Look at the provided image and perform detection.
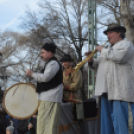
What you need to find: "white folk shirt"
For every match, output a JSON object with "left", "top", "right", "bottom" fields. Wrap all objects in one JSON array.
[
  {"left": 32, "top": 60, "right": 63, "bottom": 103},
  {"left": 90, "top": 39, "right": 134, "bottom": 102}
]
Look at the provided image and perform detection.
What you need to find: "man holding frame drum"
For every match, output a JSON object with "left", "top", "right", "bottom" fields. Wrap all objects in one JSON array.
[{"left": 26, "top": 43, "right": 63, "bottom": 134}]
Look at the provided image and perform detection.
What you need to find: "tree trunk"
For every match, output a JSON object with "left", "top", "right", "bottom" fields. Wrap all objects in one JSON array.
[{"left": 120, "top": 0, "right": 134, "bottom": 44}]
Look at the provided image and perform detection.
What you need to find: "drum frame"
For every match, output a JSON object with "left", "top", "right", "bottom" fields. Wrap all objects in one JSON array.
[{"left": 3, "top": 82, "right": 39, "bottom": 120}]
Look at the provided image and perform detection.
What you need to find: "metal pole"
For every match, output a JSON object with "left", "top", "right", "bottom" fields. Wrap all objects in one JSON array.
[
  {"left": 91, "top": 0, "right": 95, "bottom": 97},
  {"left": 88, "top": 0, "right": 97, "bottom": 98},
  {"left": 88, "top": 0, "right": 92, "bottom": 98}
]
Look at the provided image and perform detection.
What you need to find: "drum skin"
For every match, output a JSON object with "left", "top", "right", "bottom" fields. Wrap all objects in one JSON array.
[{"left": 3, "top": 83, "right": 38, "bottom": 120}]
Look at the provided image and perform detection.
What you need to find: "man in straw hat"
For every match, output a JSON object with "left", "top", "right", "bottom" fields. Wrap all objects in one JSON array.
[
  {"left": 60, "top": 54, "right": 82, "bottom": 103},
  {"left": 60, "top": 54, "right": 84, "bottom": 120},
  {"left": 86, "top": 23, "right": 134, "bottom": 134},
  {"left": 26, "top": 42, "right": 63, "bottom": 134}
]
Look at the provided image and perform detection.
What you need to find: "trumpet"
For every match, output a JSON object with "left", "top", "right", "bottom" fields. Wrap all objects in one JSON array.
[{"left": 74, "top": 41, "right": 108, "bottom": 71}]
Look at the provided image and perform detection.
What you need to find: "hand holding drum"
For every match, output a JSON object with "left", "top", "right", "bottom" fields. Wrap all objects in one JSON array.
[{"left": 26, "top": 69, "right": 33, "bottom": 77}]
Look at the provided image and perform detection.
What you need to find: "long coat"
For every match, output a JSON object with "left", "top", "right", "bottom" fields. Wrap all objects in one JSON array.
[
  {"left": 63, "top": 68, "right": 82, "bottom": 101},
  {"left": 91, "top": 39, "right": 134, "bottom": 102}
]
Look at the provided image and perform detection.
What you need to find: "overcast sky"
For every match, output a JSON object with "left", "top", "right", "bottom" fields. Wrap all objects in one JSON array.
[{"left": 0, "top": 0, "right": 39, "bottom": 32}]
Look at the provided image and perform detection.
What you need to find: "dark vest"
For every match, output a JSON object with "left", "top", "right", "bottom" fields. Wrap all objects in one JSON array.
[{"left": 36, "top": 57, "right": 63, "bottom": 93}]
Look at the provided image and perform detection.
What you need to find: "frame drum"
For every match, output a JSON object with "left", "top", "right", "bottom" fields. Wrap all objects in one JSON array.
[{"left": 3, "top": 83, "right": 38, "bottom": 120}]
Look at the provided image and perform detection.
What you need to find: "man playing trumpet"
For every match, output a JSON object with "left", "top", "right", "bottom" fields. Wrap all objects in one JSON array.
[{"left": 86, "top": 23, "right": 134, "bottom": 134}]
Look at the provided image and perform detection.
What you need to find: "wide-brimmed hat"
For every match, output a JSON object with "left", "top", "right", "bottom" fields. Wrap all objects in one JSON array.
[
  {"left": 60, "top": 54, "right": 73, "bottom": 62},
  {"left": 103, "top": 23, "right": 126, "bottom": 35}
]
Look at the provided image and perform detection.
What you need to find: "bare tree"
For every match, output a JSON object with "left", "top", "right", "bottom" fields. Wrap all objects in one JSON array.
[
  {"left": 21, "top": 0, "right": 89, "bottom": 63},
  {"left": 97, "top": 0, "right": 134, "bottom": 43},
  {"left": 0, "top": 30, "right": 45, "bottom": 89}
]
